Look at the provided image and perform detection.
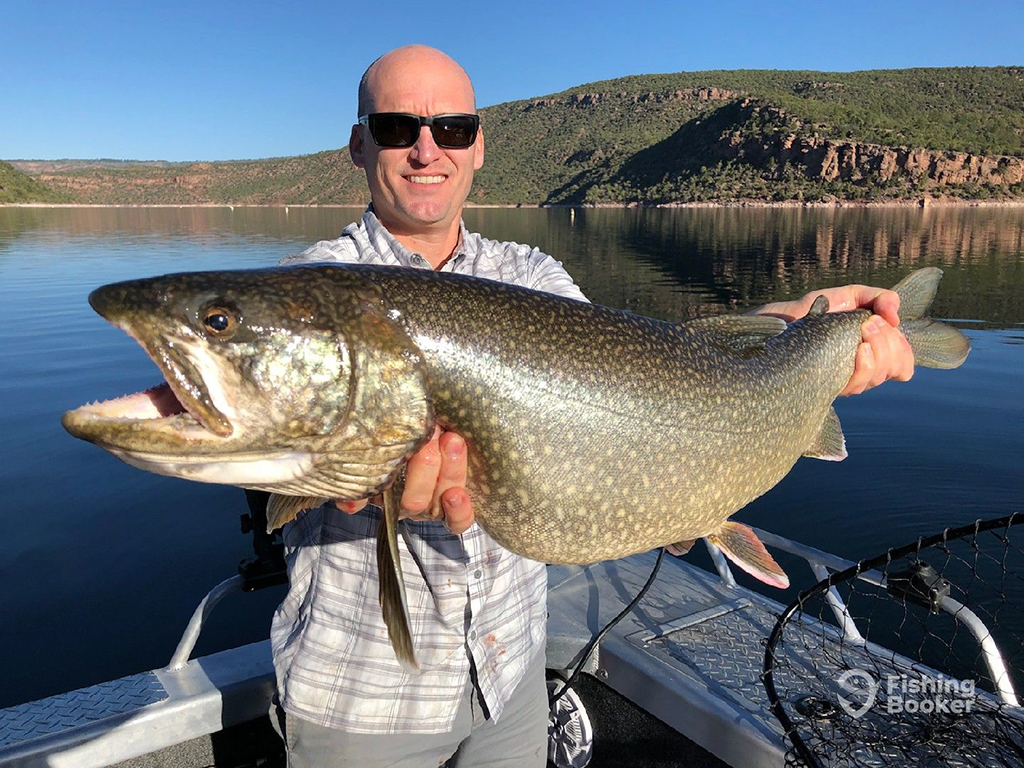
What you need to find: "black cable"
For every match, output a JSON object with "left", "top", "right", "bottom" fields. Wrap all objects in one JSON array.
[{"left": 550, "top": 547, "right": 666, "bottom": 704}]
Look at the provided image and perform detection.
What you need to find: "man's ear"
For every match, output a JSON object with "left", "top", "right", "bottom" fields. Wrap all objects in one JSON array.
[
  {"left": 349, "top": 124, "right": 365, "bottom": 168},
  {"left": 473, "top": 126, "right": 485, "bottom": 171}
]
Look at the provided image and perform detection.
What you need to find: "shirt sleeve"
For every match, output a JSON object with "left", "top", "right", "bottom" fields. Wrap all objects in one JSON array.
[
  {"left": 524, "top": 248, "right": 589, "bottom": 303},
  {"left": 278, "top": 238, "right": 362, "bottom": 266}
]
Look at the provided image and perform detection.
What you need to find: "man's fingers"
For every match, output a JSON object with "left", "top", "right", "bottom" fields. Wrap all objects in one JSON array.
[
  {"left": 840, "top": 314, "right": 915, "bottom": 396},
  {"left": 433, "top": 432, "right": 474, "bottom": 531},
  {"left": 441, "top": 487, "right": 474, "bottom": 535},
  {"left": 862, "top": 316, "right": 890, "bottom": 388},
  {"left": 867, "top": 315, "right": 915, "bottom": 384},
  {"left": 757, "top": 283, "right": 910, "bottom": 397},
  {"left": 883, "top": 322, "right": 914, "bottom": 382},
  {"left": 400, "top": 426, "right": 443, "bottom": 517},
  {"left": 433, "top": 432, "right": 467, "bottom": 500},
  {"left": 841, "top": 342, "right": 874, "bottom": 396},
  {"left": 869, "top": 290, "right": 901, "bottom": 328}
]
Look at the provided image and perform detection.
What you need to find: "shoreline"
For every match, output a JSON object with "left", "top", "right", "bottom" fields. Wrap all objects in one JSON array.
[{"left": 3, "top": 198, "right": 1024, "bottom": 210}]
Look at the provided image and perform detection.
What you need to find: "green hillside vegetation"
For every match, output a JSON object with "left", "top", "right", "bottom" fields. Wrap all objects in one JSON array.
[
  {"left": 473, "top": 67, "right": 1024, "bottom": 204},
  {"left": 582, "top": 67, "right": 1024, "bottom": 156},
  {"left": 11, "top": 67, "right": 1024, "bottom": 205},
  {"left": 0, "top": 161, "right": 74, "bottom": 203}
]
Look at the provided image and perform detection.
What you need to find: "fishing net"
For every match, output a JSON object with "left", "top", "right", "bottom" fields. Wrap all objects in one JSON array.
[{"left": 763, "top": 513, "right": 1024, "bottom": 767}]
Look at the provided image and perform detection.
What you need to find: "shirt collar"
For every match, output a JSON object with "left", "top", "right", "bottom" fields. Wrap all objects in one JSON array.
[{"left": 361, "top": 205, "right": 471, "bottom": 271}]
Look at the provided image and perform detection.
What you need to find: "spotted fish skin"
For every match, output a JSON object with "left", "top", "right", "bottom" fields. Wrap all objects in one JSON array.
[
  {"left": 64, "top": 264, "right": 967, "bottom": 565},
  {"left": 359, "top": 265, "right": 864, "bottom": 563}
]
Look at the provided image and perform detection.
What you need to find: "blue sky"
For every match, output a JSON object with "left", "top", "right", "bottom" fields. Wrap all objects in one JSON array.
[{"left": 3, "top": 0, "right": 1022, "bottom": 161}]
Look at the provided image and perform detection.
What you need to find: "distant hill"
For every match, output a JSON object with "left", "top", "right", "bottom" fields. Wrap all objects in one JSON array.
[
  {"left": 9, "top": 67, "right": 1024, "bottom": 205},
  {"left": 0, "top": 161, "right": 73, "bottom": 203}
]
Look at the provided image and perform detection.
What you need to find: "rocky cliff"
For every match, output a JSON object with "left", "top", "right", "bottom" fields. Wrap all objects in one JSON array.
[{"left": 719, "top": 101, "right": 1024, "bottom": 189}]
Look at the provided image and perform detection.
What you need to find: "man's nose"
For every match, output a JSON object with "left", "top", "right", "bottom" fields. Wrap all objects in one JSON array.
[{"left": 409, "top": 125, "right": 440, "bottom": 164}]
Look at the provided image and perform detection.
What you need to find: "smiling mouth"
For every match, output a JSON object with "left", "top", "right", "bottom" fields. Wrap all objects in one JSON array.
[{"left": 406, "top": 175, "right": 447, "bottom": 185}]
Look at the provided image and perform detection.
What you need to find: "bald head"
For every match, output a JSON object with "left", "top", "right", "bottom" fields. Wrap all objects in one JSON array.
[
  {"left": 349, "top": 45, "right": 484, "bottom": 261},
  {"left": 357, "top": 45, "right": 476, "bottom": 117}
]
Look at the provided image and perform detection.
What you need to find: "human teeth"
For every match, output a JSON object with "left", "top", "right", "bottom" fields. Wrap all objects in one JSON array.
[{"left": 408, "top": 175, "right": 445, "bottom": 184}]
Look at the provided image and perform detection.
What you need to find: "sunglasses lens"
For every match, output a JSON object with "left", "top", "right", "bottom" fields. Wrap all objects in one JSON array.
[
  {"left": 366, "top": 114, "right": 478, "bottom": 148},
  {"left": 432, "top": 116, "right": 478, "bottom": 148},
  {"left": 368, "top": 114, "right": 420, "bottom": 147}
]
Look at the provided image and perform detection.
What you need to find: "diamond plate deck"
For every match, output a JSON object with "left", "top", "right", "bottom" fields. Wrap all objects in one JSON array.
[
  {"left": 0, "top": 672, "right": 167, "bottom": 751},
  {"left": 640, "top": 597, "right": 783, "bottom": 722}
]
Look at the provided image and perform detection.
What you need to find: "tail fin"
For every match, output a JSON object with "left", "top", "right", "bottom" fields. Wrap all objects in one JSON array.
[{"left": 892, "top": 268, "right": 970, "bottom": 369}]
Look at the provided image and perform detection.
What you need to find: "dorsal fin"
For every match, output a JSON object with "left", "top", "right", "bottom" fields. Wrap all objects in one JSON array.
[
  {"left": 807, "top": 295, "right": 830, "bottom": 317},
  {"left": 686, "top": 314, "right": 787, "bottom": 352}
]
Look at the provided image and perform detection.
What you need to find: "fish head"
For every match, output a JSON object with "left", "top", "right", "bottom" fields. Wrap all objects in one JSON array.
[{"left": 62, "top": 266, "right": 434, "bottom": 495}]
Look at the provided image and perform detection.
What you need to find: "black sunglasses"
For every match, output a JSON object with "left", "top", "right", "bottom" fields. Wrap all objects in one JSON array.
[{"left": 358, "top": 113, "right": 480, "bottom": 149}]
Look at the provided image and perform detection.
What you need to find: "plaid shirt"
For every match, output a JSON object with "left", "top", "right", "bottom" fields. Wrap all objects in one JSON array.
[{"left": 271, "top": 209, "right": 587, "bottom": 733}]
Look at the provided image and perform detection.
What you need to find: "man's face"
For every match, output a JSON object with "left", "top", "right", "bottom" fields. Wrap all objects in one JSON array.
[{"left": 350, "top": 55, "right": 484, "bottom": 237}]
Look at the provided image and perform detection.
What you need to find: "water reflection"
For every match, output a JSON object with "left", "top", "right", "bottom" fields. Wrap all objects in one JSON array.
[
  {"left": 3, "top": 205, "right": 1022, "bottom": 328},
  {"left": 465, "top": 206, "right": 1024, "bottom": 326}
]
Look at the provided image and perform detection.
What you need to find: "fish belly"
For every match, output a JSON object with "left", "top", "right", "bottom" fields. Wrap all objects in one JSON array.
[{"left": 452, "top": 381, "right": 822, "bottom": 565}]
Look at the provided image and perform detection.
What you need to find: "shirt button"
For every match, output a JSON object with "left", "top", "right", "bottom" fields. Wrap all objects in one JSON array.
[
  {"left": 469, "top": 630, "right": 478, "bottom": 640},
  {"left": 473, "top": 570, "right": 482, "bottom": 579}
]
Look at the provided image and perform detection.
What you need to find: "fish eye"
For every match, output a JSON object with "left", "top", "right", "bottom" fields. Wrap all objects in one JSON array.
[{"left": 201, "top": 306, "right": 237, "bottom": 338}]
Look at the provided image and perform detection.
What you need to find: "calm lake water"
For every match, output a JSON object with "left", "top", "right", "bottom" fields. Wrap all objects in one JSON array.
[{"left": 1, "top": 205, "right": 1022, "bottom": 708}]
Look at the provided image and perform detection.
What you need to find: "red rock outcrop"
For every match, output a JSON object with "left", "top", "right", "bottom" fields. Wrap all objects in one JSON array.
[{"left": 718, "top": 102, "right": 1024, "bottom": 188}]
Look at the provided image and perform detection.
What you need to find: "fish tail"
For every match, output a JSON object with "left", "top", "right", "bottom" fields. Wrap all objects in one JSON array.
[
  {"left": 707, "top": 521, "right": 790, "bottom": 589},
  {"left": 892, "top": 268, "right": 970, "bottom": 369},
  {"left": 377, "top": 486, "right": 419, "bottom": 672}
]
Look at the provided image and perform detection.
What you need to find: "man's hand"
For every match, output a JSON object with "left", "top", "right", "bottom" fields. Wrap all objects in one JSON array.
[
  {"left": 334, "top": 426, "right": 476, "bottom": 534},
  {"left": 754, "top": 284, "right": 914, "bottom": 396}
]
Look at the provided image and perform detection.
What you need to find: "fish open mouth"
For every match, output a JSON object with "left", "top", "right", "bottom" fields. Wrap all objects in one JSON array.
[
  {"left": 64, "top": 380, "right": 222, "bottom": 437},
  {"left": 62, "top": 330, "right": 234, "bottom": 445}
]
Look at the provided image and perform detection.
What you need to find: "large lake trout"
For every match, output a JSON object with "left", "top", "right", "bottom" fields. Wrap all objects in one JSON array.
[{"left": 63, "top": 265, "right": 969, "bottom": 667}]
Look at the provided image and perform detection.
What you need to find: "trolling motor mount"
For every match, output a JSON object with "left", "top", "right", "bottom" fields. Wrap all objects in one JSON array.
[{"left": 238, "top": 490, "right": 287, "bottom": 592}]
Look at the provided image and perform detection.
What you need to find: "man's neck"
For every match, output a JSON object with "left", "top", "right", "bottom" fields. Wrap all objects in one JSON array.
[{"left": 382, "top": 216, "right": 462, "bottom": 270}]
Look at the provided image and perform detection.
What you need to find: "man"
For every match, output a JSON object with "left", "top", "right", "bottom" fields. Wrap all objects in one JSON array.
[{"left": 271, "top": 45, "right": 913, "bottom": 767}]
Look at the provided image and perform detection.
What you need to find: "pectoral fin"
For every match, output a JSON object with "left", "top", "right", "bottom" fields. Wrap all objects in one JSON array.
[
  {"left": 803, "top": 406, "right": 848, "bottom": 462},
  {"left": 266, "top": 493, "right": 328, "bottom": 532},
  {"left": 377, "top": 485, "right": 418, "bottom": 672},
  {"left": 707, "top": 521, "right": 789, "bottom": 589}
]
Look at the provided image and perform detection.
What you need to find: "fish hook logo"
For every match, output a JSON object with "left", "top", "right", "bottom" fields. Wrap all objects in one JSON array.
[{"left": 836, "top": 669, "right": 878, "bottom": 718}]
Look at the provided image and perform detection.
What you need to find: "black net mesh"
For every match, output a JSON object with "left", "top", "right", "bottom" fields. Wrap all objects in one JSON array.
[{"left": 763, "top": 513, "right": 1024, "bottom": 767}]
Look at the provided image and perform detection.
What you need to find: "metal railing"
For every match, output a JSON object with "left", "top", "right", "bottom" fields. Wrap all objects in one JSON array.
[{"left": 704, "top": 527, "right": 1020, "bottom": 708}]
